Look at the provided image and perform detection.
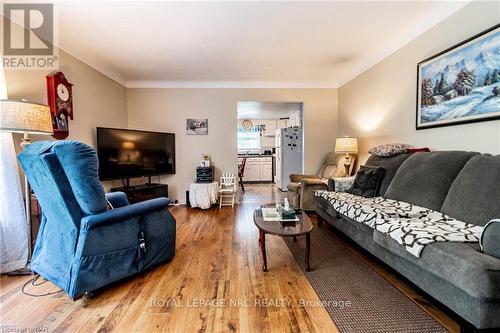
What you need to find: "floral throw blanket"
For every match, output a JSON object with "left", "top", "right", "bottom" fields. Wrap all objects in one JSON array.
[{"left": 314, "top": 191, "right": 483, "bottom": 257}]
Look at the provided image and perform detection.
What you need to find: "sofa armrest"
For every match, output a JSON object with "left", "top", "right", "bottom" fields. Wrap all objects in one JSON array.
[
  {"left": 289, "top": 174, "right": 320, "bottom": 182},
  {"left": 81, "top": 197, "right": 170, "bottom": 230},
  {"left": 302, "top": 178, "right": 327, "bottom": 186},
  {"left": 105, "top": 191, "right": 130, "bottom": 208},
  {"left": 481, "top": 219, "right": 500, "bottom": 259}
]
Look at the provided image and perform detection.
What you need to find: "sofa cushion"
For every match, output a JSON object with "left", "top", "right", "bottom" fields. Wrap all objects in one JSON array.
[
  {"left": 384, "top": 151, "right": 477, "bottom": 211},
  {"left": 373, "top": 230, "right": 500, "bottom": 299},
  {"left": 315, "top": 190, "right": 482, "bottom": 257},
  {"left": 365, "top": 153, "right": 411, "bottom": 196},
  {"left": 480, "top": 220, "right": 500, "bottom": 259},
  {"left": 441, "top": 154, "right": 500, "bottom": 226},
  {"left": 347, "top": 166, "right": 385, "bottom": 198}
]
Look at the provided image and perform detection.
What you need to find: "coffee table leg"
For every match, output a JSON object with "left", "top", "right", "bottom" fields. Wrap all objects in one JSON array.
[
  {"left": 260, "top": 230, "right": 268, "bottom": 272},
  {"left": 305, "top": 232, "right": 311, "bottom": 272}
]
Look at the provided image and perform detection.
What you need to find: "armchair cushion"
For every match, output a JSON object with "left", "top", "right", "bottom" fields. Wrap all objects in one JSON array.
[
  {"left": 52, "top": 141, "right": 107, "bottom": 215},
  {"left": 322, "top": 165, "right": 337, "bottom": 179},
  {"left": 106, "top": 192, "right": 130, "bottom": 208}
]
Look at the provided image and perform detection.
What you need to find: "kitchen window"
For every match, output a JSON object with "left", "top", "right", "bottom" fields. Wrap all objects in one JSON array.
[{"left": 237, "top": 127, "right": 260, "bottom": 153}]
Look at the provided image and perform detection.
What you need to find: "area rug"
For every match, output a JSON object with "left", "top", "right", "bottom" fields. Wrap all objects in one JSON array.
[{"left": 284, "top": 225, "right": 448, "bottom": 333}]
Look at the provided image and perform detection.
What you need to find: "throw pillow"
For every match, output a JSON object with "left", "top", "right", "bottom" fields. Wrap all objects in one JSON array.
[
  {"left": 368, "top": 143, "right": 414, "bottom": 157},
  {"left": 407, "top": 147, "right": 431, "bottom": 153},
  {"left": 347, "top": 166, "right": 385, "bottom": 198}
]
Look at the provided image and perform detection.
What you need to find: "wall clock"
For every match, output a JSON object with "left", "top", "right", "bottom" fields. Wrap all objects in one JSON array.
[
  {"left": 241, "top": 119, "right": 253, "bottom": 131},
  {"left": 46, "top": 71, "right": 73, "bottom": 139}
]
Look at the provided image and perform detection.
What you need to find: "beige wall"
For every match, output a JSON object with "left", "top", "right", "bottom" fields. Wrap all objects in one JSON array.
[
  {"left": 127, "top": 88, "right": 338, "bottom": 202},
  {"left": 338, "top": 1, "right": 500, "bottom": 163},
  {"left": 5, "top": 50, "right": 128, "bottom": 189}
]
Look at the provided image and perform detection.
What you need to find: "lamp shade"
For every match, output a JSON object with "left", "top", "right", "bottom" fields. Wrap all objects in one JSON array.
[
  {"left": 0, "top": 99, "right": 53, "bottom": 135},
  {"left": 335, "top": 137, "right": 358, "bottom": 154}
]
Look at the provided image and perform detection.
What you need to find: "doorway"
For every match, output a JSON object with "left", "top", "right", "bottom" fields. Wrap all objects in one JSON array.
[{"left": 236, "top": 101, "right": 304, "bottom": 199}]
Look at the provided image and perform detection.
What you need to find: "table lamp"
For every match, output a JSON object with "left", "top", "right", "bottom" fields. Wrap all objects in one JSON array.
[
  {"left": 0, "top": 99, "right": 53, "bottom": 274},
  {"left": 335, "top": 136, "right": 358, "bottom": 176}
]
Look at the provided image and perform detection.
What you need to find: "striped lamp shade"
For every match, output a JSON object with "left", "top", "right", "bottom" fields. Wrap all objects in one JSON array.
[{"left": 0, "top": 99, "right": 53, "bottom": 135}]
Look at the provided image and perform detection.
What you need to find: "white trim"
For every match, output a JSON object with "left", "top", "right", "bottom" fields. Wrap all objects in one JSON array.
[
  {"left": 338, "top": 1, "right": 471, "bottom": 87},
  {"left": 126, "top": 81, "right": 339, "bottom": 89}
]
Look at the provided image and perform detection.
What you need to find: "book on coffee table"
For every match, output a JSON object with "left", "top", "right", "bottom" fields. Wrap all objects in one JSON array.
[{"left": 261, "top": 207, "right": 299, "bottom": 222}]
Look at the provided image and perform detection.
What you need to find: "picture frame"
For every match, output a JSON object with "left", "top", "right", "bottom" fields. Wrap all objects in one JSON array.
[
  {"left": 186, "top": 118, "right": 208, "bottom": 135},
  {"left": 416, "top": 24, "right": 500, "bottom": 130}
]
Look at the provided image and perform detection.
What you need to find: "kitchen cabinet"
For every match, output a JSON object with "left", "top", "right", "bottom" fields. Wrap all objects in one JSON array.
[
  {"left": 261, "top": 120, "right": 276, "bottom": 137},
  {"left": 238, "top": 156, "right": 273, "bottom": 182},
  {"left": 276, "top": 119, "right": 288, "bottom": 129},
  {"left": 288, "top": 111, "right": 301, "bottom": 127},
  {"left": 260, "top": 159, "right": 273, "bottom": 181}
]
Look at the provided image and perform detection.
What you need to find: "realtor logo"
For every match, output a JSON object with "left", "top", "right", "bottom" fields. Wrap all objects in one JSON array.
[{"left": 2, "top": 3, "right": 58, "bottom": 69}]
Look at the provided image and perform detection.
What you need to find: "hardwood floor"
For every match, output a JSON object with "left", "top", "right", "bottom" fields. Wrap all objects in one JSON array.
[
  {"left": 0, "top": 184, "right": 459, "bottom": 333},
  {"left": 0, "top": 185, "right": 335, "bottom": 333}
]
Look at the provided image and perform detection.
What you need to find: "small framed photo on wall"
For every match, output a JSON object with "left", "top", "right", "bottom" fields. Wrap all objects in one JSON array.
[{"left": 186, "top": 118, "right": 208, "bottom": 135}]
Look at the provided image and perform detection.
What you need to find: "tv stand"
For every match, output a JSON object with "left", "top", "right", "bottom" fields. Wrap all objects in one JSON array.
[{"left": 110, "top": 183, "right": 168, "bottom": 204}]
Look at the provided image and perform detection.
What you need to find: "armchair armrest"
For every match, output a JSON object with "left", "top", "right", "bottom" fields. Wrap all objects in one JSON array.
[
  {"left": 289, "top": 174, "right": 320, "bottom": 183},
  {"left": 106, "top": 192, "right": 130, "bottom": 208},
  {"left": 302, "top": 178, "right": 327, "bottom": 186},
  {"left": 81, "top": 197, "right": 170, "bottom": 230}
]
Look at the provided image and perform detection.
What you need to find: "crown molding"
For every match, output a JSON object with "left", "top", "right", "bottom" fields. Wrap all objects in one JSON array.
[
  {"left": 337, "top": 0, "right": 471, "bottom": 87},
  {"left": 60, "top": 50, "right": 128, "bottom": 87},
  {"left": 125, "top": 81, "right": 339, "bottom": 89}
]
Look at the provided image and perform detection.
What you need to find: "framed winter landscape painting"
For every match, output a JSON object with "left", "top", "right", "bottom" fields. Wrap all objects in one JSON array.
[{"left": 416, "top": 24, "right": 500, "bottom": 130}]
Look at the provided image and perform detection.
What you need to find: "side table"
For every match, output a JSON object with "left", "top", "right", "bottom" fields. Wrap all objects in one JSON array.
[{"left": 189, "top": 181, "right": 219, "bottom": 209}]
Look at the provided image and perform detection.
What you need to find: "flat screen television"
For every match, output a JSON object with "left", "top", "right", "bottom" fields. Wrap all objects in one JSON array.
[{"left": 96, "top": 127, "right": 175, "bottom": 181}]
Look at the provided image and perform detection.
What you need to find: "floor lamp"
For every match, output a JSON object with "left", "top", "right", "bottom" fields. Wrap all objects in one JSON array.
[{"left": 0, "top": 99, "right": 53, "bottom": 275}]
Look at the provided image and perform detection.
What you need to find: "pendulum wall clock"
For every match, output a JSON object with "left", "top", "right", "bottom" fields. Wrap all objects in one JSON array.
[{"left": 46, "top": 72, "right": 74, "bottom": 139}]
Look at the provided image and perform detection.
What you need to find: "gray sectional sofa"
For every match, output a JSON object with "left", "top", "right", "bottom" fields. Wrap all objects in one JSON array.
[{"left": 313, "top": 151, "right": 500, "bottom": 331}]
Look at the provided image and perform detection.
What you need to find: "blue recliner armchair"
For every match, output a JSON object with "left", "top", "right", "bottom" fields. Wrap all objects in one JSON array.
[{"left": 17, "top": 140, "right": 176, "bottom": 299}]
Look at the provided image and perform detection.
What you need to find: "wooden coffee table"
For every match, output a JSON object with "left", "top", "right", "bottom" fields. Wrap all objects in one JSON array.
[{"left": 253, "top": 207, "right": 313, "bottom": 272}]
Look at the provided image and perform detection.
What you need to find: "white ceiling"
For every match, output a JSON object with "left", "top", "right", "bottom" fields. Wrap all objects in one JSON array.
[
  {"left": 237, "top": 101, "right": 303, "bottom": 119},
  {"left": 52, "top": 1, "right": 469, "bottom": 88}
]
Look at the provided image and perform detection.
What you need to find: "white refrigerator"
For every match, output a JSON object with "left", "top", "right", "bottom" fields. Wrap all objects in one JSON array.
[{"left": 275, "top": 128, "right": 303, "bottom": 191}]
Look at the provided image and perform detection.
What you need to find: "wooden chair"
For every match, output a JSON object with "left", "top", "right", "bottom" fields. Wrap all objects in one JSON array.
[
  {"left": 238, "top": 157, "right": 247, "bottom": 192},
  {"left": 219, "top": 173, "right": 237, "bottom": 208}
]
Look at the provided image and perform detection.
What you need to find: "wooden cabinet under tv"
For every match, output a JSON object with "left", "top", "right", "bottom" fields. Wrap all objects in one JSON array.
[{"left": 110, "top": 183, "right": 168, "bottom": 204}]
